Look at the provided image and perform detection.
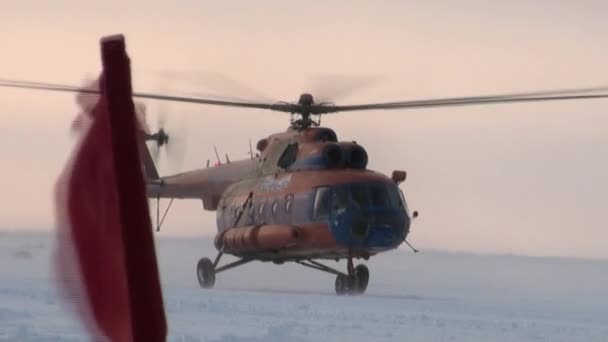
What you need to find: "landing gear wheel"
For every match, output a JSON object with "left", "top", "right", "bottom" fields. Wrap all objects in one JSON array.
[
  {"left": 196, "top": 257, "right": 216, "bottom": 289},
  {"left": 335, "top": 274, "right": 348, "bottom": 295},
  {"left": 352, "top": 264, "right": 369, "bottom": 295}
]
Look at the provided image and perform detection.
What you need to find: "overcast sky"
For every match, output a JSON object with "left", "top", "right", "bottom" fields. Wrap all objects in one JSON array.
[{"left": 1, "top": 0, "right": 607, "bottom": 259}]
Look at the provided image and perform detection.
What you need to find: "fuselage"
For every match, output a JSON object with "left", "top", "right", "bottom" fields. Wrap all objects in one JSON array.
[
  {"left": 146, "top": 126, "right": 413, "bottom": 261},
  {"left": 216, "top": 168, "right": 411, "bottom": 260}
]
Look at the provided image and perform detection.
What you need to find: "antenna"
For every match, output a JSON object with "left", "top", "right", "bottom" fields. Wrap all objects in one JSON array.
[
  {"left": 213, "top": 145, "right": 221, "bottom": 165},
  {"left": 225, "top": 153, "right": 231, "bottom": 164},
  {"left": 248, "top": 139, "right": 253, "bottom": 160}
]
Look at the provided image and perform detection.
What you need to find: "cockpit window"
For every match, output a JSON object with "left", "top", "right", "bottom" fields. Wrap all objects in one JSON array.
[
  {"left": 351, "top": 184, "right": 370, "bottom": 210},
  {"left": 387, "top": 184, "right": 404, "bottom": 210},
  {"left": 332, "top": 186, "right": 349, "bottom": 212},
  {"left": 313, "top": 187, "right": 331, "bottom": 219},
  {"left": 277, "top": 142, "right": 298, "bottom": 169},
  {"left": 399, "top": 189, "right": 410, "bottom": 215},
  {"left": 370, "top": 183, "right": 390, "bottom": 208}
]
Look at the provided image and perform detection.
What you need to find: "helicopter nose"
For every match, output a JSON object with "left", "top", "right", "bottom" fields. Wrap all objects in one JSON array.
[
  {"left": 371, "top": 213, "right": 409, "bottom": 242},
  {"left": 330, "top": 209, "right": 410, "bottom": 249}
]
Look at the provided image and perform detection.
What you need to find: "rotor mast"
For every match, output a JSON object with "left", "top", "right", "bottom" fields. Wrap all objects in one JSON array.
[{"left": 290, "top": 93, "right": 321, "bottom": 129}]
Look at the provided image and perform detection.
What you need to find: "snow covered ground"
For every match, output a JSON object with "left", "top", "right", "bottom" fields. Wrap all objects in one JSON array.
[{"left": 1, "top": 231, "right": 607, "bottom": 341}]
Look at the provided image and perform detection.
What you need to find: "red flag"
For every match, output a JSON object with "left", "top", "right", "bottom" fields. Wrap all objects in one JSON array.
[
  {"left": 53, "top": 36, "right": 166, "bottom": 341},
  {"left": 54, "top": 76, "right": 134, "bottom": 341}
]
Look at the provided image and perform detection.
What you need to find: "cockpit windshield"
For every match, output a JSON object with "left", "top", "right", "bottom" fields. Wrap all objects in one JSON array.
[
  {"left": 351, "top": 184, "right": 370, "bottom": 210},
  {"left": 370, "top": 183, "right": 391, "bottom": 208},
  {"left": 312, "top": 181, "right": 407, "bottom": 220},
  {"left": 332, "top": 186, "right": 349, "bottom": 212}
]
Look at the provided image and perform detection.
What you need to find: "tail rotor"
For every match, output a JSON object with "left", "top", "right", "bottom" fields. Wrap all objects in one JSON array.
[{"left": 144, "top": 100, "right": 188, "bottom": 173}]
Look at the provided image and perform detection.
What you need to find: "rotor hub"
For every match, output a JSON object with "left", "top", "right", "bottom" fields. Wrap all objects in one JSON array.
[
  {"left": 298, "top": 93, "right": 315, "bottom": 106},
  {"left": 290, "top": 93, "right": 321, "bottom": 129}
]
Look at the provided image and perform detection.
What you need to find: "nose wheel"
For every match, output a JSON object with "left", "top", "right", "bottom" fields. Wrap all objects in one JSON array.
[
  {"left": 335, "top": 264, "right": 369, "bottom": 295},
  {"left": 296, "top": 258, "right": 370, "bottom": 295},
  {"left": 352, "top": 264, "right": 370, "bottom": 294}
]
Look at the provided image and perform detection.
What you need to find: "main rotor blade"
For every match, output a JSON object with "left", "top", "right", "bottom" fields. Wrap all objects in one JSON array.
[
  {"left": 157, "top": 69, "right": 277, "bottom": 103},
  {"left": 2, "top": 78, "right": 608, "bottom": 115},
  {"left": 325, "top": 89, "right": 608, "bottom": 114},
  {"left": 307, "top": 74, "right": 384, "bottom": 103},
  {"left": 0, "top": 78, "right": 297, "bottom": 112}
]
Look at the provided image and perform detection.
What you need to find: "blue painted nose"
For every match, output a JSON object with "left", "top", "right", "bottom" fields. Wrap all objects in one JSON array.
[{"left": 330, "top": 208, "right": 409, "bottom": 249}]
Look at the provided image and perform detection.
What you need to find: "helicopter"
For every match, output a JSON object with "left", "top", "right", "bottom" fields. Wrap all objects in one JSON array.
[{"left": 2, "top": 76, "right": 608, "bottom": 296}]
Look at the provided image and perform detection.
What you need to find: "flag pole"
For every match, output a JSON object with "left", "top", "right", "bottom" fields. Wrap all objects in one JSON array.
[{"left": 101, "top": 34, "right": 167, "bottom": 341}]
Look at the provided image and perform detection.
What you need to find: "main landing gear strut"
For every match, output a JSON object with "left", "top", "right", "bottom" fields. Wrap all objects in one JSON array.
[
  {"left": 296, "top": 257, "right": 369, "bottom": 295},
  {"left": 196, "top": 252, "right": 370, "bottom": 295},
  {"left": 196, "top": 250, "right": 254, "bottom": 289}
]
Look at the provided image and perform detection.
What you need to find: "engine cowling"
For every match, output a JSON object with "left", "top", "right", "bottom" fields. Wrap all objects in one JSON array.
[
  {"left": 321, "top": 143, "right": 345, "bottom": 168},
  {"left": 338, "top": 142, "right": 368, "bottom": 170}
]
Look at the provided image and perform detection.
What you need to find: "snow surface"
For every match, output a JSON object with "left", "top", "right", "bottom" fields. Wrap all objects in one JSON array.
[{"left": 1, "top": 231, "right": 607, "bottom": 341}]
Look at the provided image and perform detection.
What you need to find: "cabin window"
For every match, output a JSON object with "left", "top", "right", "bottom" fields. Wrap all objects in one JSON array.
[
  {"left": 247, "top": 202, "right": 255, "bottom": 223},
  {"left": 258, "top": 201, "right": 265, "bottom": 217},
  {"left": 251, "top": 202, "right": 257, "bottom": 220},
  {"left": 285, "top": 194, "right": 294, "bottom": 213},
  {"left": 313, "top": 187, "right": 331, "bottom": 219},
  {"left": 223, "top": 206, "right": 230, "bottom": 225},
  {"left": 271, "top": 200, "right": 278, "bottom": 216},
  {"left": 277, "top": 142, "right": 298, "bottom": 169}
]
